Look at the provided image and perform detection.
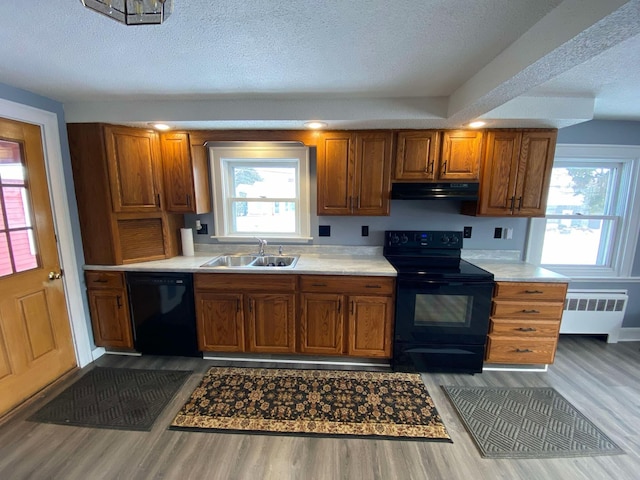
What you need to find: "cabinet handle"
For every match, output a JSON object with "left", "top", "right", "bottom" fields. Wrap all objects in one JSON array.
[
  {"left": 311, "top": 283, "right": 327, "bottom": 287},
  {"left": 524, "top": 290, "right": 544, "bottom": 294},
  {"left": 365, "top": 285, "right": 382, "bottom": 289},
  {"left": 428, "top": 159, "right": 434, "bottom": 174},
  {"left": 522, "top": 309, "right": 540, "bottom": 314},
  {"left": 116, "top": 295, "right": 122, "bottom": 308},
  {"left": 350, "top": 300, "right": 354, "bottom": 315},
  {"left": 186, "top": 194, "right": 191, "bottom": 207},
  {"left": 249, "top": 299, "right": 254, "bottom": 313},
  {"left": 517, "top": 196, "right": 523, "bottom": 210},
  {"left": 338, "top": 299, "right": 341, "bottom": 313},
  {"left": 93, "top": 279, "right": 108, "bottom": 283},
  {"left": 156, "top": 193, "right": 161, "bottom": 207},
  {"left": 516, "top": 327, "right": 537, "bottom": 332},
  {"left": 509, "top": 196, "right": 515, "bottom": 211},
  {"left": 515, "top": 348, "right": 533, "bottom": 353}
]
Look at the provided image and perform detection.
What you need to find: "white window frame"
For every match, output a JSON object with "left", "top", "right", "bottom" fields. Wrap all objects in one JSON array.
[
  {"left": 526, "top": 144, "right": 640, "bottom": 278},
  {"left": 208, "top": 142, "right": 311, "bottom": 242}
]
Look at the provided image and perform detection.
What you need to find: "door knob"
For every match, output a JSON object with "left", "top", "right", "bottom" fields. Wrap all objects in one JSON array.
[{"left": 48, "top": 271, "right": 63, "bottom": 280}]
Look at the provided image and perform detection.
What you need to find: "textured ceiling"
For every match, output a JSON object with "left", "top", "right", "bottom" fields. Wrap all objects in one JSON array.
[{"left": 0, "top": 0, "right": 639, "bottom": 129}]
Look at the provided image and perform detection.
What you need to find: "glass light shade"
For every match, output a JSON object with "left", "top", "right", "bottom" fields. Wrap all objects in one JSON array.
[{"left": 81, "top": 0, "right": 173, "bottom": 25}]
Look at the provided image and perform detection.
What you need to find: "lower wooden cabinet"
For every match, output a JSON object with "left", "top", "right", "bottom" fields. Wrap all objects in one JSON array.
[
  {"left": 299, "top": 276, "right": 395, "bottom": 358},
  {"left": 194, "top": 274, "right": 296, "bottom": 353},
  {"left": 485, "top": 281, "right": 568, "bottom": 364},
  {"left": 85, "top": 271, "right": 133, "bottom": 349}
]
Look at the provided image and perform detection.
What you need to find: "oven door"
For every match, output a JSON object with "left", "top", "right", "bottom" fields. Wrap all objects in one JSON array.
[{"left": 394, "top": 277, "right": 494, "bottom": 345}]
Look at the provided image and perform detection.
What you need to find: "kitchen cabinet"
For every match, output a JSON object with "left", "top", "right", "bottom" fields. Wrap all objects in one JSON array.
[
  {"left": 104, "top": 125, "right": 163, "bottom": 213},
  {"left": 299, "top": 276, "right": 394, "bottom": 358},
  {"left": 394, "top": 130, "right": 482, "bottom": 181},
  {"left": 462, "top": 129, "right": 557, "bottom": 216},
  {"left": 316, "top": 131, "right": 392, "bottom": 215},
  {"left": 485, "top": 281, "right": 568, "bottom": 364},
  {"left": 160, "top": 132, "right": 211, "bottom": 214},
  {"left": 68, "top": 123, "right": 183, "bottom": 265},
  {"left": 194, "top": 274, "right": 296, "bottom": 353},
  {"left": 85, "top": 271, "right": 133, "bottom": 349}
]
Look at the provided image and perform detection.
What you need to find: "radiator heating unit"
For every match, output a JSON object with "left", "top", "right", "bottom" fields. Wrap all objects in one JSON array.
[{"left": 560, "top": 289, "right": 627, "bottom": 343}]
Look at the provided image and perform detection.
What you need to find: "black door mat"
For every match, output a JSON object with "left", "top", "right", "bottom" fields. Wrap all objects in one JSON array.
[
  {"left": 28, "top": 367, "right": 192, "bottom": 431},
  {"left": 442, "top": 386, "right": 624, "bottom": 459}
]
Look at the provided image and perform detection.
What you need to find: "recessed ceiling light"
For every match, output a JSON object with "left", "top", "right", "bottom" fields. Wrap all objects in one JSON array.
[
  {"left": 149, "top": 122, "right": 171, "bottom": 131},
  {"left": 304, "top": 121, "right": 328, "bottom": 129},
  {"left": 468, "top": 121, "right": 486, "bottom": 128}
]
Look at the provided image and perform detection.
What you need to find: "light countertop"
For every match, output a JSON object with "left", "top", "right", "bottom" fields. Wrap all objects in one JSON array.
[{"left": 84, "top": 246, "right": 568, "bottom": 282}]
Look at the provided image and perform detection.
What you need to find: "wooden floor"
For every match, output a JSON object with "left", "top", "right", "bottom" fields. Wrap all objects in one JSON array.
[{"left": 1, "top": 335, "right": 639, "bottom": 480}]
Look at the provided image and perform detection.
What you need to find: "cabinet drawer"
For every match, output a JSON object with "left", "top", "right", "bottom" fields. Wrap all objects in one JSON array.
[
  {"left": 485, "top": 336, "right": 557, "bottom": 364},
  {"left": 85, "top": 271, "right": 125, "bottom": 289},
  {"left": 300, "top": 275, "right": 394, "bottom": 295},
  {"left": 492, "top": 300, "right": 563, "bottom": 319},
  {"left": 494, "top": 282, "right": 568, "bottom": 301},
  {"left": 195, "top": 273, "right": 296, "bottom": 292},
  {"left": 489, "top": 319, "right": 560, "bottom": 337}
]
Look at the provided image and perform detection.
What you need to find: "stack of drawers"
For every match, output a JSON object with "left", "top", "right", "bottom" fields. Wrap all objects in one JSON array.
[{"left": 485, "top": 282, "right": 568, "bottom": 364}]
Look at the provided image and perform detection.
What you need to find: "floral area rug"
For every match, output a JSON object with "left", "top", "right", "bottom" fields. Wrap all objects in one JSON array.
[{"left": 170, "top": 367, "right": 451, "bottom": 440}]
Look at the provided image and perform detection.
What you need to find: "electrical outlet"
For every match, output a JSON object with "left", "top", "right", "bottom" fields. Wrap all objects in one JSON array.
[
  {"left": 197, "top": 223, "right": 208, "bottom": 234},
  {"left": 505, "top": 227, "right": 513, "bottom": 239},
  {"left": 463, "top": 226, "right": 472, "bottom": 238},
  {"left": 361, "top": 225, "right": 369, "bottom": 236},
  {"left": 319, "top": 225, "right": 331, "bottom": 237},
  {"left": 494, "top": 227, "right": 502, "bottom": 239}
]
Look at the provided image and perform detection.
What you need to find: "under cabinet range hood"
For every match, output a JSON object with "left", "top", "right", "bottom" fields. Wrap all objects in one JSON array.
[{"left": 391, "top": 182, "right": 479, "bottom": 200}]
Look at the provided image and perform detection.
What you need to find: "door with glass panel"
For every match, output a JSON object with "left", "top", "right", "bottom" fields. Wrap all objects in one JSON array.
[{"left": 0, "top": 117, "right": 76, "bottom": 416}]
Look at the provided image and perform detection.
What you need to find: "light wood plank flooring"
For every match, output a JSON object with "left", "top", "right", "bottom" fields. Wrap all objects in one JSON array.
[{"left": 1, "top": 336, "right": 639, "bottom": 480}]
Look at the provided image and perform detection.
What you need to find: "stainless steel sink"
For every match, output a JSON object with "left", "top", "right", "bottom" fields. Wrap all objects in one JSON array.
[
  {"left": 251, "top": 255, "right": 298, "bottom": 267},
  {"left": 200, "top": 255, "right": 258, "bottom": 267},
  {"left": 200, "top": 254, "right": 298, "bottom": 268}
]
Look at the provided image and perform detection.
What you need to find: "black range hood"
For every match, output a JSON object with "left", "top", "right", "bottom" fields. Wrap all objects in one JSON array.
[{"left": 391, "top": 182, "right": 479, "bottom": 200}]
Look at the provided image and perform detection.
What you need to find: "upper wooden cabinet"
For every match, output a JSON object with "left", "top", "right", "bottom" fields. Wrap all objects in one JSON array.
[
  {"left": 317, "top": 131, "right": 392, "bottom": 216},
  {"left": 68, "top": 123, "right": 183, "bottom": 265},
  {"left": 465, "top": 129, "right": 557, "bottom": 217},
  {"left": 394, "top": 130, "right": 482, "bottom": 182},
  {"left": 104, "top": 125, "right": 163, "bottom": 213},
  {"left": 160, "top": 132, "right": 211, "bottom": 214}
]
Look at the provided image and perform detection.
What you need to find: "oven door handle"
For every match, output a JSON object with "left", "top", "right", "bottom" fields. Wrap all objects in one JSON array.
[{"left": 398, "top": 279, "right": 494, "bottom": 288}]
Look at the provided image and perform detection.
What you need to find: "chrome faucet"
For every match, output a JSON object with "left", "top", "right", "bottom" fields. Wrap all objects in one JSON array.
[{"left": 255, "top": 237, "right": 268, "bottom": 256}]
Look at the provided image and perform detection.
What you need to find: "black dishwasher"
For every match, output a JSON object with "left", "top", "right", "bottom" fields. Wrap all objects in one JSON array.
[{"left": 126, "top": 272, "right": 200, "bottom": 357}]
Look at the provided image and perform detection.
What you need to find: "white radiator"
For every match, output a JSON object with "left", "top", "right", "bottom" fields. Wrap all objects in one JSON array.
[{"left": 560, "top": 289, "right": 628, "bottom": 343}]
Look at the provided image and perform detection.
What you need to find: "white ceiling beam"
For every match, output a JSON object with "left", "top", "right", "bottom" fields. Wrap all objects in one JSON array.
[{"left": 447, "top": 0, "right": 640, "bottom": 124}]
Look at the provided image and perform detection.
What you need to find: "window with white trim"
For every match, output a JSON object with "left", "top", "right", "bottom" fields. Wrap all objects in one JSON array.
[
  {"left": 526, "top": 145, "right": 640, "bottom": 277},
  {"left": 208, "top": 142, "right": 311, "bottom": 241}
]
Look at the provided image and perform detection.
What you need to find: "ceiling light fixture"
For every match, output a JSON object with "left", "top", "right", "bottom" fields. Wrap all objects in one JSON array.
[
  {"left": 81, "top": 0, "right": 173, "bottom": 26},
  {"left": 304, "top": 121, "right": 328, "bottom": 130},
  {"left": 149, "top": 122, "right": 171, "bottom": 131},
  {"left": 468, "top": 121, "right": 486, "bottom": 128}
]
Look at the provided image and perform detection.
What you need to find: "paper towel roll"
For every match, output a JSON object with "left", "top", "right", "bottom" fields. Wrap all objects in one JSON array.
[{"left": 181, "top": 228, "right": 195, "bottom": 256}]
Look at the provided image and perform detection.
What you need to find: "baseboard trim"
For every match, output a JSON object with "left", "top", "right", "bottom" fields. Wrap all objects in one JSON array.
[
  {"left": 91, "top": 347, "right": 105, "bottom": 361},
  {"left": 618, "top": 328, "right": 640, "bottom": 341}
]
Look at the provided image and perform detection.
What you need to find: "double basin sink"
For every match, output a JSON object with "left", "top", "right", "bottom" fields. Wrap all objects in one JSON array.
[{"left": 200, "top": 254, "right": 299, "bottom": 269}]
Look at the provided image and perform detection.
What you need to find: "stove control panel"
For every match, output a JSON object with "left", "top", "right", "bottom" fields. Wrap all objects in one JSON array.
[{"left": 385, "top": 230, "right": 463, "bottom": 248}]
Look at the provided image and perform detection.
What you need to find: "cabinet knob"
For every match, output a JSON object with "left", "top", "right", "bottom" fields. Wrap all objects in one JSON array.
[
  {"left": 515, "top": 348, "right": 533, "bottom": 353},
  {"left": 524, "top": 290, "right": 543, "bottom": 294},
  {"left": 521, "top": 309, "right": 540, "bottom": 314},
  {"left": 516, "top": 327, "right": 537, "bottom": 332}
]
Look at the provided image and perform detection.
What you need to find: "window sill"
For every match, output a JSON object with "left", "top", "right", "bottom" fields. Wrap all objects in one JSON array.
[{"left": 210, "top": 236, "right": 314, "bottom": 244}]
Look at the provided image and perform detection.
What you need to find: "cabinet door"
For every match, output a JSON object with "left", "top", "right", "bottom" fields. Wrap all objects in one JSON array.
[
  {"left": 87, "top": 289, "right": 133, "bottom": 348},
  {"left": 354, "top": 132, "right": 392, "bottom": 215},
  {"left": 440, "top": 130, "right": 483, "bottom": 181},
  {"left": 104, "top": 126, "right": 162, "bottom": 213},
  {"left": 316, "top": 132, "right": 354, "bottom": 215},
  {"left": 160, "top": 132, "right": 196, "bottom": 213},
  {"left": 394, "top": 131, "right": 440, "bottom": 180},
  {"left": 347, "top": 295, "right": 393, "bottom": 358},
  {"left": 299, "top": 293, "right": 344, "bottom": 355},
  {"left": 196, "top": 292, "right": 245, "bottom": 352},
  {"left": 514, "top": 130, "right": 557, "bottom": 216},
  {"left": 477, "top": 130, "right": 521, "bottom": 215},
  {"left": 246, "top": 294, "right": 296, "bottom": 353}
]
